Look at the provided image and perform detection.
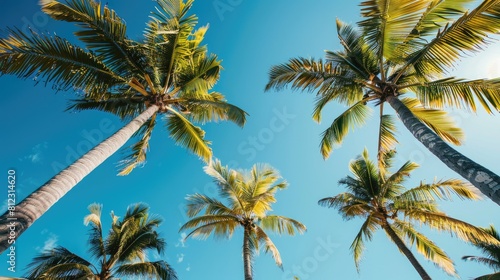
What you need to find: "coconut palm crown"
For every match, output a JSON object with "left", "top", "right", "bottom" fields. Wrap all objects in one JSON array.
[
  {"left": 319, "top": 149, "right": 499, "bottom": 279},
  {"left": 24, "top": 203, "right": 177, "bottom": 280},
  {"left": 266, "top": 0, "right": 500, "bottom": 205},
  {"left": 180, "top": 160, "right": 306, "bottom": 280},
  {"left": 0, "top": 0, "right": 247, "bottom": 253}
]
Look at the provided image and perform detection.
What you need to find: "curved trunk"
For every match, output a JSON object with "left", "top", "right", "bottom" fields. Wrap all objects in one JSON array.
[
  {"left": 0, "top": 105, "right": 159, "bottom": 254},
  {"left": 382, "top": 222, "right": 432, "bottom": 280},
  {"left": 243, "top": 228, "right": 253, "bottom": 280},
  {"left": 387, "top": 96, "right": 500, "bottom": 206}
]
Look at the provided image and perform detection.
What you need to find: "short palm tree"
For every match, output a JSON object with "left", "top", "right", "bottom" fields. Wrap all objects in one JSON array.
[
  {"left": 319, "top": 149, "right": 499, "bottom": 279},
  {"left": 0, "top": 0, "right": 246, "bottom": 252},
  {"left": 463, "top": 225, "right": 500, "bottom": 280},
  {"left": 24, "top": 203, "right": 177, "bottom": 280},
  {"left": 266, "top": 0, "right": 500, "bottom": 205},
  {"left": 180, "top": 160, "right": 306, "bottom": 280}
]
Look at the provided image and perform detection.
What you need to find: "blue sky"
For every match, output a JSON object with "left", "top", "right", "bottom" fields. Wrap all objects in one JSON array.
[{"left": 1, "top": 0, "right": 500, "bottom": 279}]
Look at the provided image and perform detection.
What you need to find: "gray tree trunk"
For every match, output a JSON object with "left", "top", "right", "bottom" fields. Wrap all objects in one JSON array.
[
  {"left": 243, "top": 228, "right": 253, "bottom": 280},
  {"left": 387, "top": 95, "right": 500, "bottom": 206},
  {"left": 0, "top": 105, "right": 159, "bottom": 253},
  {"left": 382, "top": 222, "right": 432, "bottom": 280}
]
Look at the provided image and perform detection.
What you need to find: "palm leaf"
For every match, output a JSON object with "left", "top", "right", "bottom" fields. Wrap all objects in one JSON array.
[
  {"left": 253, "top": 225, "right": 283, "bottom": 269},
  {"left": 318, "top": 193, "right": 372, "bottom": 220},
  {"left": 405, "top": 210, "right": 500, "bottom": 245},
  {"left": 396, "top": 178, "right": 482, "bottom": 204},
  {"left": 411, "top": 77, "right": 500, "bottom": 114},
  {"left": 41, "top": 0, "right": 145, "bottom": 76},
  {"left": 350, "top": 215, "right": 378, "bottom": 271},
  {"left": 259, "top": 215, "right": 306, "bottom": 236},
  {"left": 405, "top": 0, "right": 500, "bottom": 77},
  {"left": 359, "top": 0, "right": 432, "bottom": 68},
  {"left": 401, "top": 97, "right": 464, "bottom": 145},
  {"left": 266, "top": 57, "right": 342, "bottom": 92},
  {"left": 115, "top": 261, "right": 178, "bottom": 280},
  {"left": 320, "top": 101, "right": 372, "bottom": 158},
  {"left": 185, "top": 193, "right": 234, "bottom": 217},
  {"left": 179, "top": 214, "right": 239, "bottom": 240},
  {"left": 392, "top": 220, "right": 456, "bottom": 276},
  {"left": 165, "top": 107, "right": 211, "bottom": 162},
  {"left": 0, "top": 28, "right": 123, "bottom": 96},
  {"left": 462, "top": 256, "right": 500, "bottom": 271},
  {"left": 83, "top": 203, "right": 106, "bottom": 260},
  {"left": 183, "top": 94, "right": 248, "bottom": 127},
  {"left": 118, "top": 112, "right": 157, "bottom": 175},
  {"left": 23, "top": 247, "right": 94, "bottom": 279}
]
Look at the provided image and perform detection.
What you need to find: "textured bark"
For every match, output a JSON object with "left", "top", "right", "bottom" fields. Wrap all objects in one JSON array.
[
  {"left": 243, "top": 228, "right": 253, "bottom": 280},
  {"left": 387, "top": 96, "right": 500, "bottom": 206},
  {"left": 383, "top": 222, "right": 432, "bottom": 280},
  {"left": 0, "top": 105, "right": 159, "bottom": 254}
]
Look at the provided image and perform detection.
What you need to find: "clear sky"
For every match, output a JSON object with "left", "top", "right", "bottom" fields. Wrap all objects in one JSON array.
[{"left": 1, "top": 0, "right": 500, "bottom": 279}]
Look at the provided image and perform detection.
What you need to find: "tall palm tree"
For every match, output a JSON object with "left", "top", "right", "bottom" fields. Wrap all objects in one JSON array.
[
  {"left": 0, "top": 0, "right": 246, "bottom": 252},
  {"left": 463, "top": 225, "right": 500, "bottom": 280},
  {"left": 266, "top": 0, "right": 500, "bottom": 205},
  {"left": 319, "top": 149, "right": 499, "bottom": 280},
  {"left": 179, "top": 160, "right": 306, "bottom": 280},
  {"left": 23, "top": 203, "right": 177, "bottom": 280}
]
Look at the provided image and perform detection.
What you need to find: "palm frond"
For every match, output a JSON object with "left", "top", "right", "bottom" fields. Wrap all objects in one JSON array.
[
  {"left": 411, "top": 77, "right": 500, "bottom": 114},
  {"left": 405, "top": 1, "right": 500, "bottom": 77},
  {"left": 392, "top": 220, "right": 456, "bottom": 276},
  {"left": 118, "top": 113, "right": 157, "bottom": 175},
  {"left": 0, "top": 28, "right": 123, "bottom": 96},
  {"left": 254, "top": 225, "right": 283, "bottom": 269},
  {"left": 318, "top": 193, "right": 372, "bottom": 220},
  {"left": 83, "top": 203, "right": 105, "bottom": 260},
  {"left": 401, "top": 97, "right": 464, "bottom": 145},
  {"left": 66, "top": 91, "right": 147, "bottom": 119},
  {"left": 320, "top": 101, "right": 372, "bottom": 159},
  {"left": 185, "top": 193, "right": 234, "bottom": 217},
  {"left": 179, "top": 214, "right": 239, "bottom": 240},
  {"left": 462, "top": 255, "right": 500, "bottom": 271},
  {"left": 350, "top": 215, "right": 378, "bottom": 272},
  {"left": 396, "top": 178, "right": 482, "bottom": 204},
  {"left": 406, "top": 210, "right": 500, "bottom": 245},
  {"left": 115, "top": 260, "right": 178, "bottom": 280},
  {"left": 378, "top": 114, "right": 399, "bottom": 161},
  {"left": 23, "top": 247, "right": 94, "bottom": 279},
  {"left": 358, "top": 0, "right": 431, "bottom": 65},
  {"left": 165, "top": 107, "right": 212, "bottom": 162},
  {"left": 182, "top": 94, "right": 248, "bottom": 127},
  {"left": 394, "top": 0, "right": 477, "bottom": 59},
  {"left": 41, "top": 0, "right": 145, "bottom": 76},
  {"left": 259, "top": 215, "right": 306, "bottom": 236},
  {"left": 266, "top": 57, "right": 342, "bottom": 92}
]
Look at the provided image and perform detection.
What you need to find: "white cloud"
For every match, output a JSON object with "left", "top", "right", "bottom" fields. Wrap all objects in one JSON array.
[
  {"left": 186, "top": 265, "right": 191, "bottom": 272},
  {"left": 36, "top": 232, "right": 58, "bottom": 252},
  {"left": 20, "top": 142, "right": 48, "bottom": 163},
  {"left": 177, "top": 253, "right": 184, "bottom": 263},
  {"left": 175, "top": 232, "right": 187, "bottom": 248}
]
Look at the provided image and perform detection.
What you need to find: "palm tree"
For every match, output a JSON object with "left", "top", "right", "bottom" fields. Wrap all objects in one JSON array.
[
  {"left": 0, "top": 0, "right": 247, "bottom": 252},
  {"left": 266, "top": 0, "right": 500, "bottom": 205},
  {"left": 179, "top": 160, "right": 306, "bottom": 280},
  {"left": 463, "top": 225, "right": 500, "bottom": 280},
  {"left": 319, "top": 149, "right": 499, "bottom": 279},
  {"left": 23, "top": 203, "right": 177, "bottom": 280}
]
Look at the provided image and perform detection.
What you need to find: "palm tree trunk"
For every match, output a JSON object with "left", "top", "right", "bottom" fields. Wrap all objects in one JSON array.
[
  {"left": 382, "top": 222, "right": 432, "bottom": 280},
  {"left": 386, "top": 95, "right": 500, "bottom": 206},
  {"left": 0, "top": 105, "right": 159, "bottom": 254},
  {"left": 243, "top": 228, "right": 253, "bottom": 280}
]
